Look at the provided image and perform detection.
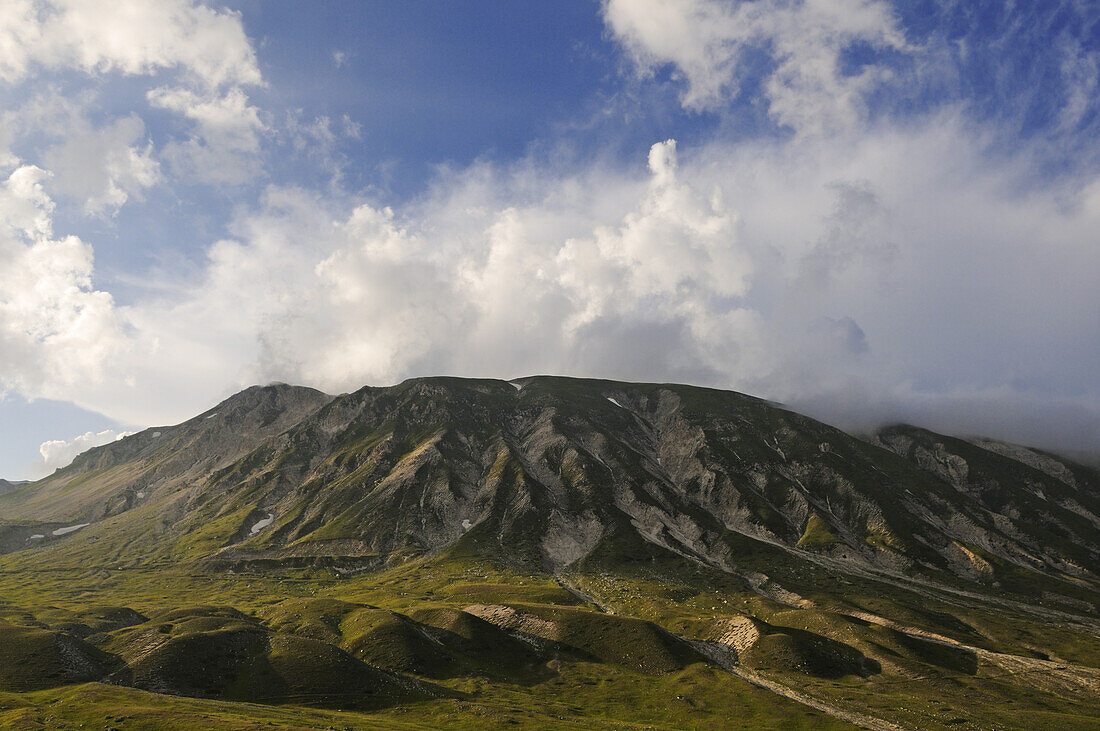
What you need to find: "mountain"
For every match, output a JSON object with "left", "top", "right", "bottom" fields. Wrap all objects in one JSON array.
[
  {"left": 0, "top": 376, "right": 1097, "bottom": 729},
  {"left": 0, "top": 478, "right": 28, "bottom": 493}
]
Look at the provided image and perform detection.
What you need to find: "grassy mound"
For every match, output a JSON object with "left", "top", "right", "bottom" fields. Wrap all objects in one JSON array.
[
  {"left": 101, "top": 605, "right": 445, "bottom": 709},
  {"left": 0, "top": 622, "right": 118, "bottom": 691},
  {"left": 408, "top": 607, "right": 550, "bottom": 680},
  {"left": 124, "top": 625, "right": 271, "bottom": 699},
  {"left": 257, "top": 597, "right": 360, "bottom": 643},
  {"left": 741, "top": 626, "right": 877, "bottom": 679},
  {"left": 341, "top": 608, "right": 459, "bottom": 677},
  {"left": 885, "top": 629, "right": 978, "bottom": 674},
  {"left": 265, "top": 633, "right": 445, "bottom": 708},
  {"left": 486, "top": 604, "right": 706, "bottom": 675}
]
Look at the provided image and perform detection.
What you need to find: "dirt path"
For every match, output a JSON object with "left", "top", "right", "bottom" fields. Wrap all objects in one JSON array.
[
  {"left": 556, "top": 576, "right": 613, "bottom": 613},
  {"left": 686, "top": 638, "right": 902, "bottom": 731},
  {"left": 845, "top": 608, "right": 1100, "bottom": 700}
]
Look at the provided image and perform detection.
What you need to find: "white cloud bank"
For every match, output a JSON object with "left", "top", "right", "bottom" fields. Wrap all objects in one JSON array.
[
  {"left": 36, "top": 428, "right": 131, "bottom": 476},
  {"left": 3, "top": 117, "right": 1099, "bottom": 457}
]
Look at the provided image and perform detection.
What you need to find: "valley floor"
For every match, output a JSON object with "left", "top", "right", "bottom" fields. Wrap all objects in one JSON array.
[{"left": 0, "top": 555, "right": 1097, "bottom": 730}]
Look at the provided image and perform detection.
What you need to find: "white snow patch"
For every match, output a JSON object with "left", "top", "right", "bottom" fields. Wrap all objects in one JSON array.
[
  {"left": 136, "top": 491, "right": 145, "bottom": 499},
  {"left": 52, "top": 523, "right": 89, "bottom": 536},
  {"left": 462, "top": 519, "right": 472, "bottom": 531},
  {"left": 250, "top": 513, "right": 275, "bottom": 534},
  {"left": 152, "top": 431, "right": 161, "bottom": 438},
  {"left": 606, "top": 397, "right": 623, "bottom": 408},
  {"left": 509, "top": 380, "right": 524, "bottom": 391},
  {"left": 27, "top": 534, "right": 44, "bottom": 540},
  {"left": 206, "top": 413, "right": 218, "bottom": 419}
]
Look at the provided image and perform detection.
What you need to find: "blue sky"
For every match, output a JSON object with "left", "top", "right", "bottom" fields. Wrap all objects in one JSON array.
[{"left": 1, "top": 0, "right": 1098, "bottom": 479}]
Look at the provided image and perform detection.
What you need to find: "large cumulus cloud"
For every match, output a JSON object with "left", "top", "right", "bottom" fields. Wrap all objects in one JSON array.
[{"left": 5, "top": 120, "right": 1098, "bottom": 460}]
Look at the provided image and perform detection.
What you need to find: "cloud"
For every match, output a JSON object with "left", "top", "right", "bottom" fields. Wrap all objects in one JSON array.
[
  {"left": 0, "top": 165, "right": 53, "bottom": 236},
  {"left": 41, "top": 113, "right": 161, "bottom": 216},
  {"left": 148, "top": 86, "right": 265, "bottom": 185},
  {"left": 3, "top": 104, "right": 1098, "bottom": 457},
  {"left": 1, "top": 1, "right": 266, "bottom": 194},
  {"left": 276, "top": 111, "right": 364, "bottom": 185},
  {"left": 602, "top": 0, "right": 908, "bottom": 134},
  {"left": 0, "top": 166, "right": 125, "bottom": 399},
  {"left": 3, "top": 91, "right": 162, "bottom": 216},
  {"left": 35, "top": 428, "right": 131, "bottom": 475},
  {"left": 0, "top": 0, "right": 261, "bottom": 88},
  {"left": 167, "top": 122, "right": 1100, "bottom": 452},
  {"left": 0, "top": 137, "right": 756, "bottom": 425},
  {"left": 550, "top": 139, "right": 759, "bottom": 380}
]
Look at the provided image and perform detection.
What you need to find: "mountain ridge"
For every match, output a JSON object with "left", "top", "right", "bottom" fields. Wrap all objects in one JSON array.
[
  {"left": 0, "top": 375, "right": 1098, "bottom": 728},
  {"left": 3, "top": 376, "right": 1096, "bottom": 598}
]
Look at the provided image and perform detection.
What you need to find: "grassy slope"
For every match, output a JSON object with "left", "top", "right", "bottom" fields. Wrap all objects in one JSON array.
[
  {"left": 0, "top": 542, "right": 1096, "bottom": 729},
  {"left": 0, "top": 562, "right": 855, "bottom": 729},
  {"left": 0, "top": 666, "right": 854, "bottom": 730}
]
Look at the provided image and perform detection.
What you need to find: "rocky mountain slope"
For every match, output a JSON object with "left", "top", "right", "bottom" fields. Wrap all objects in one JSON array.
[
  {"left": 0, "top": 376, "right": 1097, "bottom": 729},
  {"left": 4, "top": 377, "right": 1096, "bottom": 593}
]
